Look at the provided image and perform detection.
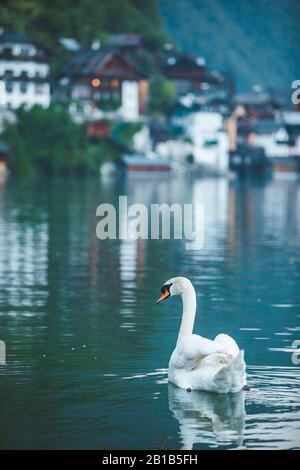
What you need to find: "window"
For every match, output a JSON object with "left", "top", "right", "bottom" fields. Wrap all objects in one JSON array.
[
  {"left": 21, "top": 46, "right": 30, "bottom": 56},
  {"left": 3, "top": 47, "right": 12, "bottom": 56},
  {"left": 35, "top": 83, "right": 44, "bottom": 95},
  {"left": 20, "top": 82, "right": 27, "bottom": 94},
  {"left": 111, "top": 79, "right": 119, "bottom": 88},
  {"left": 112, "top": 91, "right": 120, "bottom": 100},
  {"left": 5, "top": 81, "right": 13, "bottom": 93},
  {"left": 203, "top": 139, "right": 218, "bottom": 147},
  {"left": 5, "top": 70, "right": 13, "bottom": 77},
  {"left": 13, "top": 45, "right": 21, "bottom": 56}
]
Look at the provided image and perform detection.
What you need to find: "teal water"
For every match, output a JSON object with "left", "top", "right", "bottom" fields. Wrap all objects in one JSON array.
[{"left": 0, "top": 175, "right": 299, "bottom": 450}]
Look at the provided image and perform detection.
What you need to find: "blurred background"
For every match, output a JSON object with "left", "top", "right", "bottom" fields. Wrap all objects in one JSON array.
[{"left": 0, "top": 0, "right": 299, "bottom": 451}]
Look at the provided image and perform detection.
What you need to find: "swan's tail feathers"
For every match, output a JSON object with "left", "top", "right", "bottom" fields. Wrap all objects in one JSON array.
[{"left": 214, "top": 350, "right": 246, "bottom": 393}]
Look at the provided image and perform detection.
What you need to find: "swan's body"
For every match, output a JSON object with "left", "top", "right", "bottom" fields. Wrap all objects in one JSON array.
[{"left": 157, "top": 277, "right": 247, "bottom": 393}]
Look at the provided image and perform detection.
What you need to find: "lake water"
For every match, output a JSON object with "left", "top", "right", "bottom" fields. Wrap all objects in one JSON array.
[{"left": 0, "top": 174, "right": 299, "bottom": 450}]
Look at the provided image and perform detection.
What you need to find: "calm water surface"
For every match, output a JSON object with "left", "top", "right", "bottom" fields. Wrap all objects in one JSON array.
[{"left": 0, "top": 175, "right": 299, "bottom": 449}]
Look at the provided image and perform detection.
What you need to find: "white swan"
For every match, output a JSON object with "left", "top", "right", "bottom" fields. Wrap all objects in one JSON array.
[{"left": 157, "top": 277, "right": 248, "bottom": 393}]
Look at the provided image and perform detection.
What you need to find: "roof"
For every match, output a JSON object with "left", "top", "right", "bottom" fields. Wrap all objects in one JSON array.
[
  {"left": 62, "top": 46, "right": 145, "bottom": 78},
  {"left": 121, "top": 154, "right": 170, "bottom": 167},
  {"left": 161, "top": 53, "right": 205, "bottom": 75},
  {"left": 0, "top": 32, "right": 49, "bottom": 55},
  {"left": 234, "top": 92, "right": 273, "bottom": 106},
  {"left": 0, "top": 32, "right": 34, "bottom": 45},
  {"left": 171, "top": 101, "right": 201, "bottom": 117},
  {"left": 58, "top": 37, "right": 81, "bottom": 52},
  {"left": 252, "top": 120, "right": 285, "bottom": 134},
  {"left": 108, "top": 34, "right": 143, "bottom": 48}
]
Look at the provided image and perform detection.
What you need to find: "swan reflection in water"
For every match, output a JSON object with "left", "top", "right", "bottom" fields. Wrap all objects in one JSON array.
[{"left": 168, "top": 383, "right": 246, "bottom": 449}]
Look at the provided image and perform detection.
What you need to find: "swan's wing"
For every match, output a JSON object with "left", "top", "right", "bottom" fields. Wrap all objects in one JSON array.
[
  {"left": 214, "top": 334, "right": 240, "bottom": 356},
  {"left": 172, "top": 334, "right": 227, "bottom": 369}
]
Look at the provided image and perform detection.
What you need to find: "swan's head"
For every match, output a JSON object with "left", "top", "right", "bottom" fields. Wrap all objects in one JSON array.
[{"left": 156, "top": 277, "right": 192, "bottom": 304}]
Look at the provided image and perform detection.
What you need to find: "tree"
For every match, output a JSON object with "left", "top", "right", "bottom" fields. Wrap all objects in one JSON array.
[
  {"left": 1, "top": 0, "right": 169, "bottom": 50},
  {"left": 4, "top": 105, "right": 98, "bottom": 175},
  {"left": 147, "top": 75, "right": 176, "bottom": 116}
]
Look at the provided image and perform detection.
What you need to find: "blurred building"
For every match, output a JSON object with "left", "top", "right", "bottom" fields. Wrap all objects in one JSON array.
[
  {"left": 0, "top": 32, "right": 50, "bottom": 109},
  {"left": 228, "top": 91, "right": 300, "bottom": 174},
  {"left": 56, "top": 47, "right": 148, "bottom": 121},
  {"left": 160, "top": 53, "right": 206, "bottom": 95},
  {"left": 159, "top": 52, "right": 231, "bottom": 105},
  {"left": 233, "top": 89, "right": 281, "bottom": 119},
  {"left": 160, "top": 103, "right": 229, "bottom": 174}
]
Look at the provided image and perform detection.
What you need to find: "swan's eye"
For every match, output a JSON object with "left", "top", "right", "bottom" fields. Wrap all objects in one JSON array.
[
  {"left": 160, "top": 283, "right": 172, "bottom": 293},
  {"left": 157, "top": 283, "right": 172, "bottom": 304}
]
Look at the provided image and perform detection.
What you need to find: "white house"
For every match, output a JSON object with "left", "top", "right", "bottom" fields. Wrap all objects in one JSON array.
[
  {"left": 171, "top": 108, "right": 229, "bottom": 174},
  {"left": 0, "top": 32, "right": 50, "bottom": 109},
  {"left": 187, "top": 111, "right": 229, "bottom": 172},
  {"left": 251, "top": 120, "right": 290, "bottom": 158}
]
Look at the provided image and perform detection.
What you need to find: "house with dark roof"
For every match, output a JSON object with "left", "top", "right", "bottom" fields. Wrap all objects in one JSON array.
[
  {"left": 0, "top": 32, "right": 50, "bottom": 109},
  {"left": 233, "top": 90, "right": 281, "bottom": 119},
  {"left": 57, "top": 46, "right": 148, "bottom": 121},
  {"left": 159, "top": 52, "right": 226, "bottom": 97}
]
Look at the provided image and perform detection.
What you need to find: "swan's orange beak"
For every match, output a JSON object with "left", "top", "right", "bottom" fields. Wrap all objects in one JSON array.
[{"left": 156, "top": 289, "right": 170, "bottom": 304}]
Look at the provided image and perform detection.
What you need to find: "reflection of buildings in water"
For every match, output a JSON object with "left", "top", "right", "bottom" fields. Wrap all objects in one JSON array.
[
  {"left": 192, "top": 178, "right": 229, "bottom": 243},
  {"left": 119, "top": 236, "right": 146, "bottom": 316},
  {"left": 0, "top": 215, "right": 48, "bottom": 308},
  {"left": 118, "top": 176, "right": 232, "bottom": 293},
  {"left": 226, "top": 179, "right": 300, "bottom": 252},
  {"left": 168, "top": 384, "right": 245, "bottom": 450},
  {"left": 261, "top": 179, "right": 300, "bottom": 238},
  {"left": 119, "top": 239, "right": 146, "bottom": 290},
  {"left": 179, "top": 178, "right": 230, "bottom": 279},
  {"left": 125, "top": 175, "right": 230, "bottom": 249}
]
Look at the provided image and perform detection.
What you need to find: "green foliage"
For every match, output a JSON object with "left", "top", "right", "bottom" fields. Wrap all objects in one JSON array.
[
  {"left": 147, "top": 75, "right": 176, "bottom": 116},
  {"left": 96, "top": 96, "right": 122, "bottom": 112},
  {"left": 1, "top": 0, "right": 168, "bottom": 51},
  {"left": 135, "top": 50, "right": 156, "bottom": 77},
  {"left": 3, "top": 105, "right": 121, "bottom": 176},
  {"left": 110, "top": 121, "right": 142, "bottom": 150}
]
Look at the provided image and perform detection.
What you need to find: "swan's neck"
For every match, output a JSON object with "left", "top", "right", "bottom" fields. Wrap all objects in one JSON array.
[{"left": 177, "top": 283, "right": 197, "bottom": 341}]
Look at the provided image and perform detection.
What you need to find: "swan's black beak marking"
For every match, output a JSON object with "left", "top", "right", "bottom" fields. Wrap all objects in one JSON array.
[{"left": 156, "top": 284, "right": 172, "bottom": 304}]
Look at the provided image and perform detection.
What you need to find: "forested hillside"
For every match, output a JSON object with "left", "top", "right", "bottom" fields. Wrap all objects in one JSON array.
[
  {"left": 0, "top": 0, "right": 168, "bottom": 49},
  {"left": 159, "top": 0, "right": 300, "bottom": 91}
]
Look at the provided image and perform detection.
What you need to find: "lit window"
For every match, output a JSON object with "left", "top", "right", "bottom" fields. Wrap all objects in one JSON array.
[
  {"left": 111, "top": 79, "right": 119, "bottom": 88},
  {"left": 91, "top": 78, "right": 101, "bottom": 87}
]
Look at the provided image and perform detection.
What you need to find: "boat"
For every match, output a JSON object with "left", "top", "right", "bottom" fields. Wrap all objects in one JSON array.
[
  {"left": 270, "top": 156, "right": 300, "bottom": 178},
  {"left": 120, "top": 153, "right": 171, "bottom": 172},
  {"left": 229, "top": 145, "right": 270, "bottom": 176}
]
